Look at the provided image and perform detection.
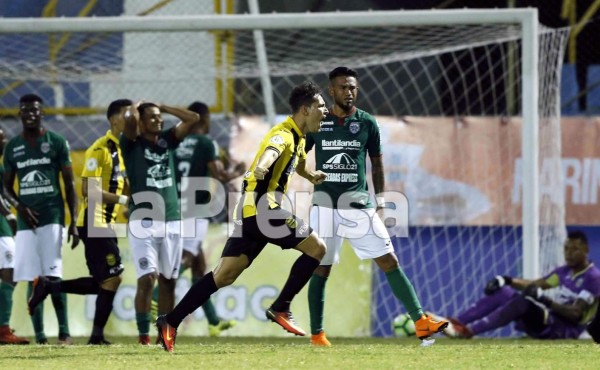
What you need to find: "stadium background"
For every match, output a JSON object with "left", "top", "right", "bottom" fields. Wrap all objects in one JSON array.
[{"left": 1, "top": 0, "right": 600, "bottom": 339}]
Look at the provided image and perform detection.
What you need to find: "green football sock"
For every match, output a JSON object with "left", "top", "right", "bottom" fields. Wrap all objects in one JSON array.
[
  {"left": 151, "top": 285, "right": 159, "bottom": 302},
  {"left": 0, "top": 282, "right": 14, "bottom": 325},
  {"left": 202, "top": 300, "right": 220, "bottom": 326},
  {"left": 51, "top": 291, "right": 70, "bottom": 336},
  {"left": 308, "top": 273, "right": 328, "bottom": 335},
  {"left": 27, "top": 281, "right": 46, "bottom": 341},
  {"left": 136, "top": 312, "right": 151, "bottom": 336},
  {"left": 385, "top": 267, "right": 424, "bottom": 322}
]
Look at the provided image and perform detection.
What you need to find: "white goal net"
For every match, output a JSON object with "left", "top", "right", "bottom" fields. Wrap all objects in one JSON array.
[{"left": 0, "top": 9, "right": 569, "bottom": 338}]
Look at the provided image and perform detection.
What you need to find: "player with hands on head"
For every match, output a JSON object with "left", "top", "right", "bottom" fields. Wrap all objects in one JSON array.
[
  {"left": 435, "top": 230, "right": 600, "bottom": 339},
  {"left": 120, "top": 100, "right": 199, "bottom": 345},
  {"left": 2, "top": 94, "right": 78, "bottom": 345},
  {"left": 153, "top": 101, "right": 243, "bottom": 336},
  {"left": 155, "top": 81, "right": 328, "bottom": 353}
]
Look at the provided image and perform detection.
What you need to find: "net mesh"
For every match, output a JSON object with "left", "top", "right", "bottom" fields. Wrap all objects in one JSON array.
[{"left": 0, "top": 13, "right": 569, "bottom": 338}]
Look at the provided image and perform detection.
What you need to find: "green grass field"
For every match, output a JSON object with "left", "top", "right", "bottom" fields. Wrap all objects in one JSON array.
[{"left": 1, "top": 336, "right": 598, "bottom": 369}]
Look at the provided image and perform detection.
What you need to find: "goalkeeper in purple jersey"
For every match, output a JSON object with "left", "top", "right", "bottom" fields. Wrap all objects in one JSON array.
[{"left": 437, "top": 230, "right": 600, "bottom": 339}]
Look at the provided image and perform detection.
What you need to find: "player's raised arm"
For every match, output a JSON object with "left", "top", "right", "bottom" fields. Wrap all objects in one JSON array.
[
  {"left": 122, "top": 104, "right": 140, "bottom": 141},
  {"left": 162, "top": 104, "right": 200, "bottom": 141}
]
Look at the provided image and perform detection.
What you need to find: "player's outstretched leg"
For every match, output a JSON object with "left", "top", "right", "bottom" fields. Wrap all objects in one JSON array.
[{"left": 156, "top": 315, "right": 177, "bottom": 353}]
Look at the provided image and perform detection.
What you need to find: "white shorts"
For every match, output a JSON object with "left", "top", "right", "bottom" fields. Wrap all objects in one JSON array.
[
  {"left": 13, "top": 224, "right": 64, "bottom": 281},
  {"left": 309, "top": 206, "right": 393, "bottom": 265},
  {"left": 181, "top": 218, "right": 209, "bottom": 256},
  {"left": 128, "top": 219, "right": 182, "bottom": 279},
  {"left": 0, "top": 236, "right": 15, "bottom": 270}
]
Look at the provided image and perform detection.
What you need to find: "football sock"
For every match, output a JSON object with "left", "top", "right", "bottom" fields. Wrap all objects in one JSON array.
[
  {"left": 152, "top": 285, "right": 159, "bottom": 302},
  {"left": 0, "top": 282, "right": 14, "bottom": 325},
  {"left": 56, "top": 277, "right": 100, "bottom": 295},
  {"left": 384, "top": 267, "right": 424, "bottom": 322},
  {"left": 308, "top": 273, "right": 328, "bottom": 335},
  {"left": 28, "top": 281, "right": 45, "bottom": 340},
  {"left": 197, "top": 276, "right": 220, "bottom": 326},
  {"left": 91, "top": 289, "right": 117, "bottom": 337},
  {"left": 167, "top": 272, "right": 218, "bottom": 328},
  {"left": 49, "top": 288, "right": 70, "bottom": 336},
  {"left": 271, "top": 254, "right": 320, "bottom": 313},
  {"left": 136, "top": 312, "right": 151, "bottom": 336}
]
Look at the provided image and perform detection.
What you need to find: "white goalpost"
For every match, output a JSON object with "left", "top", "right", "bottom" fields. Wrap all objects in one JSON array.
[{"left": 0, "top": 8, "right": 568, "bottom": 338}]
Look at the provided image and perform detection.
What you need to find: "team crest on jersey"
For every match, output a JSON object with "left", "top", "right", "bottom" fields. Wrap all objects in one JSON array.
[
  {"left": 86, "top": 158, "right": 98, "bottom": 171},
  {"left": 40, "top": 142, "right": 50, "bottom": 153},
  {"left": 106, "top": 253, "right": 116, "bottom": 266},
  {"left": 139, "top": 257, "right": 149, "bottom": 270},
  {"left": 270, "top": 135, "right": 284, "bottom": 145},
  {"left": 348, "top": 121, "right": 360, "bottom": 134}
]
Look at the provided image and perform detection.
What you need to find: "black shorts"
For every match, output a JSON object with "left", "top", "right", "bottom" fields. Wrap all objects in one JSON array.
[
  {"left": 221, "top": 207, "right": 312, "bottom": 265},
  {"left": 78, "top": 226, "right": 124, "bottom": 283}
]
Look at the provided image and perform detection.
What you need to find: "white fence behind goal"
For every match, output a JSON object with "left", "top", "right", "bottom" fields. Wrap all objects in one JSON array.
[{"left": 0, "top": 9, "right": 568, "bottom": 337}]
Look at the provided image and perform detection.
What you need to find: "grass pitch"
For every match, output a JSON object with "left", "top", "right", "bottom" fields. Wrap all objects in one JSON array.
[{"left": 1, "top": 336, "right": 598, "bottom": 369}]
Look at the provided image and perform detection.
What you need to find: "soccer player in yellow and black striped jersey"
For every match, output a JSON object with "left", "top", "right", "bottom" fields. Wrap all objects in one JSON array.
[
  {"left": 156, "top": 81, "right": 329, "bottom": 353},
  {"left": 28, "top": 99, "right": 132, "bottom": 345}
]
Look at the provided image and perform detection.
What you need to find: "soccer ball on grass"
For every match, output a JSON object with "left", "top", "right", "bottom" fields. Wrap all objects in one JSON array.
[{"left": 392, "top": 313, "right": 415, "bottom": 337}]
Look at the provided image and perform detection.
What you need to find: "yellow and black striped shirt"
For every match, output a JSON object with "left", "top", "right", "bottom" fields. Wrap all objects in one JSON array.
[
  {"left": 238, "top": 116, "right": 306, "bottom": 218},
  {"left": 76, "top": 130, "right": 126, "bottom": 228}
]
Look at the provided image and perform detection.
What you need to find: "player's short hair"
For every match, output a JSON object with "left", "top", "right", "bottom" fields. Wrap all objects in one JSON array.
[
  {"left": 137, "top": 102, "right": 159, "bottom": 118},
  {"left": 328, "top": 66, "right": 358, "bottom": 81},
  {"left": 19, "top": 93, "right": 43, "bottom": 105},
  {"left": 187, "top": 101, "right": 209, "bottom": 117},
  {"left": 289, "top": 81, "right": 321, "bottom": 113},
  {"left": 107, "top": 99, "right": 133, "bottom": 120},
  {"left": 568, "top": 230, "right": 588, "bottom": 246}
]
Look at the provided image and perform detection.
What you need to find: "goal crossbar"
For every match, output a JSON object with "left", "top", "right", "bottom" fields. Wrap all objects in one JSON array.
[{"left": 0, "top": 8, "right": 537, "bottom": 32}]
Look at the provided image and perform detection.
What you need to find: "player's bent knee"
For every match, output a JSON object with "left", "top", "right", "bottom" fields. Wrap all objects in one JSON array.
[
  {"left": 101, "top": 275, "right": 122, "bottom": 291},
  {"left": 213, "top": 271, "right": 238, "bottom": 288},
  {"left": 300, "top": 234, "right": 326, "bottom": 261}
]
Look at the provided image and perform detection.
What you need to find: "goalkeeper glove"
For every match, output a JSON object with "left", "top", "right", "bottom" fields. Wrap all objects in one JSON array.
[
  {"left": 484, "top": 275, "right": 512, "bottom": 295},
  {"left": 522, "top": 284, "right": 552, "bottom": 307}
]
